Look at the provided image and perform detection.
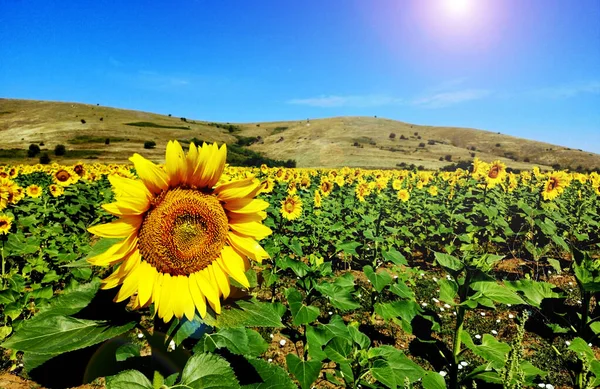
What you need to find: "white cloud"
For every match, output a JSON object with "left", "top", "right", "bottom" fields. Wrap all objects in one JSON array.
[
  {"left": 532, "top": 81, "right": 600, "bottom": 99},
  {"left": 411, "top": 89, "right": 491, "bottom": 109},
  {"left": 287, "top": 94, "right": 404, "bottom": 108}
]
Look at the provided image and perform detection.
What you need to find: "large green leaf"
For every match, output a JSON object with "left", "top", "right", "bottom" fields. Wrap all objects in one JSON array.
[
  {"left": 382, "top": 248, "right": 408, "bottom": 266},
  {"left": 363, "top": 266, "right": 393, "bottom": 293},
  {"left": 286, "top": 354, "right": 321, "bottom": 389},
  {"left": 422, "top": 371, "right": 447, "bottom": 389},
  {"left": 438, "top": 279, "right": 458, "bottom": 305},
  {"left": 105, "top": 370, "right": 153, "bottom": 389},
  {"left": 2, "top": 315, "right": 135, "bottom": 355},
  {"left": 434, "top": 252, "right": 464, "bottom": 272},
  {"left": 242, "top": 357, "right": 297, "bottom": 389},
  {"left": 505, "top": 279, "right": 561, "bottom": 307},
  {"left": 202, "top": 300, "right": 283, "bottom": 328},
  {"left": 470, "top": 281, "right": 526, "bottom": 306},
  {"left": 179, "top": 353, "right": 240, "bottom": 389},
  {"left": 34, "top": 279, "right": 100, "bottom": 319},
  {"left": 195, "top": 327, "right": 267, "bottom": 356},
  {"left": 461, "top": 332, "right": 509, "bottom": 369},
  {"left": 286, "top": 288, "right": 320, "bottom": 325}
]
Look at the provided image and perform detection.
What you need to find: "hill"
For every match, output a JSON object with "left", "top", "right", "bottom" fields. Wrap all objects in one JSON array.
[{"left": 1, "top": 98, "right": 599, "bottom": 170}]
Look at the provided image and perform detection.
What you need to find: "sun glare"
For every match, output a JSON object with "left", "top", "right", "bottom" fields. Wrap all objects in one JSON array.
[{"left": 443, "top": 0, "right": 471, "bottom": 16}]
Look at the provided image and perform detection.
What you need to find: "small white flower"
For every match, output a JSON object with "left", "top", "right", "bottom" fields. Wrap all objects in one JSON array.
[
  {"left": 475, "top": 334, "right": 482, "bottom": 340},
  {"left": 577, "top": 300, "right": 582, "bottom": 305},
  {"left": 269, "top": 334, "right": 274, "bottom": 339},
  {"left": 268, "top": 358, "right": 273, "bottom": 363},
  {"left": 446, "top": 275, "right": 452, "bottom": 280},
  {"left": 137, "top": 333, "right": 144, "bottom": 339},
  {"left": 491, "top": 330, "right": 498, "bottom": 335},
  {"left": 433, "top": 277, "right": 438, "bottom": 282},
  {"left": 496, "top": 319, "right": 501, "bottom": 323},
  {"left": 439, "top": 370, "right": 447, "bottom": 377},
  {"left": 460, "top": 361, "right": 468, "bottom": 367},
  {"left": 538, "top": 384, "right": 545, "bottom": 388},
  {"left": 507, "top": 304, "right": 512, "bottom": 307},
  {"left": 169, "top": 340, "right": 176, "bottom": 350},
  {"left": 444, "top": 304, "right": 451, "bottom": 309},
  {"left": 569, "top": 288, "right": 573, "bottom": 292},
  {"left": 548, "top": 271, "right": 552, "bottom": 274},
  {"left": 565, "top": 340, "right": 571, "bottom": 346},
  {"left": 480, "top": 312, "right": 486, "bottom": 316},
  {"left": 458, "top": 364, "right": 463, "bottom": 370},
  {"left": 328, "top": 311, "right": 333, "bottom": 315},
  {"left": 453, "top": 311, "right": 457, "bottom": 316},
  {"left": 18, "top": 363, "right": 23, "bottom": 367},
  {"left": 589, "top": 343, "right": 593, "bottom": 347},
  {"left": 509, "top": 314, "right": 515, "bottom": 319},
  {"left": 568, "top": 281, "right": 573, "bottom": 286},
  {"left": 280, "top": 339, "right": 287, "bottom": 346},
  {"left": 440, "top": 307, "right": 445, "bottom": 312},
  {"left": 422, "top": 302, "right": 428, "bottom": 307},
  {"left": 357, "top": 294, "right": 362, "bottom": 298},
  {"left": 393, "top": 275, "right": 398, "bottom": 279},
  {"left": 420, "top": 273, "right": 425, "bottom": 277},
  {"left": 367, "top": 280, "right": 371, "bottom": 283},
  {"left": 546, "top": 384, "right": 554, "bottom": 389},
  {"left": 433, "top": 298, "right": 440, "bottom": 303}
]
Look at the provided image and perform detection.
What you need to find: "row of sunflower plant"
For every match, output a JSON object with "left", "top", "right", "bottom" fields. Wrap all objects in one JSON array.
[{"left": 0, "top": 141, "right": 599, "bottom": 388}]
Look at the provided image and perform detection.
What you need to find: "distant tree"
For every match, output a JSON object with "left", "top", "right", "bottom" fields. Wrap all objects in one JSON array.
[
  {"left": 99, "top": 117, "right": 103, "bottom": 121},
  {"left": 39, "top": 153, "right": 51, "bottom": 164},
  {"left": 400, "top": 135, "right": 408, "bottom": 140},
  {"left": 180, "top": 117, "right": 187, "bottom": 122},
  {"left": 105, "top": 138, "right": 110, "bottom": 145},
  {"left": 54, "top": 144, "right": 66, "bottom": 156},
  {"left": 144, "top": 141, "right": 156, "bottom": 149},
  {"left": 495, "top": 143, "right": 501, "bottom": 147},
  {"left": 444, "top": 154, "right": 452, "bottom": 162},
  {"left": 428, "top": 140, "right": 435, "bottom": 145},
  {"left": 414, "top": 132, "right": 419, "bottom": 136},
  {"left": 389, "top": 133, "right": 396, "bottom": 139},
  {"left": 418, "top": 142, "right": 426, "bottom": 148},
  {"left": 523, "top": 157, "right": 530, "bottom": 163},
  {"left": 27, "top": 144, "right": 41, "bottom": 157},
  {"left": 81, "top": 119, "right": 86, "bottom": 124}
]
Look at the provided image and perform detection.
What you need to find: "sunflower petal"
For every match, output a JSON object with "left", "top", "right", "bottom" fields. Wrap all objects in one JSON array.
[
  {"left": 108, "top": 175, "right": 152, "bottom": 200},
  {"left": 102, "top": 197, "right": 150, "bottom": 216},
  {"left": 188, "top": 274, "right": 207, "bottom": 318},
  {"left": 193, "top": 271, "right": 220, "bottom": 313},
  {"left": 185, "top": 143, "right": 199, "bottom": 185},
  {"left": 115, "top": 262, "right": 142, "bottom": 302},
  {"left": 87, "top": 234, "right": 137, "bottom": 266},
  {"left": 158, "top": 273, "right": 174, "bottom": 322},
  {"left": 223, "top": 198, "right": 270, "bottom": 214},
  {"left": 171, "top": 275, "right": 187, "bottom": 319},
  {"left": 197, "top": 143, "right": 226, "bottom": 189},
  {"left": 166, "top": 140, "right": 187, "bottom": 188},
  {"left": 229, "top": 221, "right": 272, "bottom": 240},
  {"left": 219, "top": 246, "right": 250, "bottom": 288},
  {"left": 209, "top": 263, "right": 230, "bottom": 299},
  {"left": 129, "top": 153, "right": 169, "bottom": 195},
  {"left": 88, "top": 216, "right": 142, "bottom": 238},
  {"left": 227, "top": 232, "right": 270, "bottom": 263},
  {"left": 227, "top": 211, "right": 267, "bottom": 224},
  {"left": 137, "top": 262, "right": 157, "bottom": 307},
  {"left": 217, "top": 179, "right": 262, "bottom": 202}
]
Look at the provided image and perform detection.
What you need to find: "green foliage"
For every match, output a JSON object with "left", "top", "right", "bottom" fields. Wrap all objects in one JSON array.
[{"left": 125, "top": 121, "right": 190, "bottom": 130}]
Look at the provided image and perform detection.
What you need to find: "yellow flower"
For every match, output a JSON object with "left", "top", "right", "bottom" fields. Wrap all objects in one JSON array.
[
  {"left": 397, "top": 189, "right": 410, "bottom": 202},
  {"left": 280, "top": 194, "right": 302, "bottom": 220},
  {"left": 320, "top": 178, "right": 334, "bottom": 197},
  {"left": 314, "top": 190, "right": 322, "bottom": 208},
  {"left": 355, "top": 181, "right": 371, "bottom": 202},
  {"left": 428, "top": 186, "right": 438, "bottom": 196},
  {"left": 53, "top": 167, "right": 78, "bottom": 187},
  {"left": 392, "top": 179, "right": 403, "bottom": 190},
  {"left": 26, "top": 184, "right": 43, "bottom": 198},
  {"left": 542, "top": 171, "right": 571, "bottom": 201},
  {"left": 87, "top": 141, "right": 271, "bottom": 323},
  {"left": 260, "top": 178, "right": 275, "bottom": 194},
  {"left": 485, "top": 160, "right": 507, "bottom": 188},
  {"left": 49, "top": 184, "right": 65, "bottom": 197},
  {"left": 0, "top": 214, "right": 13, "bottom": 235}
]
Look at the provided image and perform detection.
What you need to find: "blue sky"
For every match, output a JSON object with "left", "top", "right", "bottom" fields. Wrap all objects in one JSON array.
[{"left": 1, "top": 0, "right": 599, "bottom": 153}]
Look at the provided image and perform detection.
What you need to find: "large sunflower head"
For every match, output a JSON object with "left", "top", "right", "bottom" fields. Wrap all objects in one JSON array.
[
  {"left": 87, "top": 141, "right": 271, "bottom": 323},
  {"left": 484, "top": 160, "right": 507, "bottom": 188},
  {"left": 542, "top": 171, "right": 570, "bottom": 201}
]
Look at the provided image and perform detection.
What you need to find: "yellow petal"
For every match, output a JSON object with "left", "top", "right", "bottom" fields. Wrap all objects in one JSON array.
[
  {"left": 185, "top": 143, "right": 199, "bottom": 185},
  {"left": 88, "top": 216, "right": 142, "bottom": 238},
  {"left": 182, "top": 278, "right": 196, "bottom": 321},
  {"left": 219, "top": 246, "right": 250, "bottom": 288},
  {"left": 87, "top": 233, "right": 137, "bottom": 266},
  {"left": 227, "top": 232, "right": 270, "bottom": 263},
  {"left": 152, "top": 272, "right": 163, "bottom": 314},
  {"left": 100, "top": 249, "right": 141, "bottom": 289},
  {"left": 166, "top": 140, "right": 187, "bottom": 188},
  {"left": 193, "top": 271, "right": 220, "bottom": 312},
  {"left": 108, "top": 175, "right": 151, "bottom": 200},
  {"left": 102, "top": 197, "right": 150, "bottom": 216},
  {"left": 229, "top": 221, "right": 272, "bottom": 240},
  {"left": 224, "top": 198, "right": 270, "bottom": 214},
  {"left": 158, "top": 273, "right": 174, "bottom": 322},
  {"left": 214, "top": 176, "right": 256, "bottom": 195},
  {"left": 217, "top": 179, "right": 261, "bottom": 202},
  {"left": 171, "top": 275, "right": 187, "bottom": 319},
  {"left": 115, "top": 262, "right": 142, "bottom": 302},
  {"left": 197, "top": 143, "right": 226, "bottom": 189},
  {"left": 129, "top": 153, "right": 169, "bottom": 195},
  {"left": 188, "top": 274, "right": 207, "bottom": 318},
  {"left": 137, "top": 262, "right": 157, "bottom": 307},
  {"left": 212, "top": 261, "right": 231, "bottom": 299},
  {"left": 227, "top": 211, "right": 267, "bottom": 223}
]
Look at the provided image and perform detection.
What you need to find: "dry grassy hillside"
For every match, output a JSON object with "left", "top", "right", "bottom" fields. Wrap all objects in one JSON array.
[{"left": 1, "top": 98, "right": 599, "bottom": 170}]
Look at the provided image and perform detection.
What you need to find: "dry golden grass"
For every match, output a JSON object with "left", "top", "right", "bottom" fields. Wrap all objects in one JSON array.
[{"left": 2, "top": 98, "right": 599, "bottom": 170}]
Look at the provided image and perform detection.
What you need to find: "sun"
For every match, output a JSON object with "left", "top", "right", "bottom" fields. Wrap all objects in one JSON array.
[{"left": 443, "top": 0, "right": 471, "bottom": 16}]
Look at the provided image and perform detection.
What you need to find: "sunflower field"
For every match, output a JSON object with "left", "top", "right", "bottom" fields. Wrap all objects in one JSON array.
[{"left": 1, "top": 141, "right": 600, "bottom": 389}]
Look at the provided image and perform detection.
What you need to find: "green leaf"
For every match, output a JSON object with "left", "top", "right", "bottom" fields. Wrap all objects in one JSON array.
[
  {"left": 369, "top": 346, "right": 425, "bottom": 385},
  {"left": 505, "top": 279, "right": 561, "bottom": 307},
  {"left": 422, "top": 371, "right": 447, "bottom": 389},
  {"left": 115, "top": 343, "right": 141, "bottom": 362},
  {"left": 0, "top": 326, "right": 12, "bottom": 340},
  {"left": 382, "top": 249, "right": 408, "bottom": 266},
  {"left": 286, "top": 288, "right": 320, "bottom": 325},
  {"left": 389, "top": 282, "right": 414, "bottom": 300},
  {"left": 2, "top": 315, "right": 135, "bottom": 355},
  {"left": 105, "top": 370, "right": 153, "bottom": 389},
  {"left": 34, "top": 279, "right": 100, "bottom": 319},
  {"left": 286, "top": 354, "right": 321, "bottom": 389},
  {"left": 202, "top": 299, "right": 283, "bottom": 328},
  {"left": 470, "top": 281, "right": 526, "bottom": 306},
  {"left": 363, "top": 266, "right": 393, "bottom": 293},
  {"left": 348, "top": 324, "right": 370, "bottom": 350},
  {"left": 335, "top": 241, "right": 361, "bottom": 256},
  {"left": 569, "top": 337, "right": 595, "bottom": 360},
  {"left": 374, "top": 301, "right": 421, "bottom": 333},
  {"left": 242, "top": 357, "right": 297, "bottom": 389},
  {"left": 314, "top": 282, "right": 360, "bottom": 311},
  {"left": 438, "top": 279, "right": 458, "bottom": 305},
  {"left": 324, "top": 337, "right": 352, "bottom": 363},
  {"left": 179, "top": 353, "right": 240, "bottom": 389},
  {"left": 195, "top": 327, "right": 267, "bottom": 357},
  {"left": 461, "top": 333, "right": 509, "bottom": 369},
  {"left": 434, "top": 252, "right": 464, "bottom": 272}
]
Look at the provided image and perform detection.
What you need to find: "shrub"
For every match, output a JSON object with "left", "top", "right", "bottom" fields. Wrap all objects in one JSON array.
[
  {"left": 39, "top": 153, "right": 51, "bottom": 164},
  {"left": 495, "top": 143, "right": 501, "bottom": 147},
  {"left": 105, "top": 138, "right": 110, "bottom": 145},
  {"left": 144, "top": 141, "right": 156, "bottom": 149},
  {"left": 80, "top": 119, "right": 86, "bottom": 124},
  {"left": 39, "top": 141, "right": 45, "bottom": 146},
  {"left": 54, "top": 144, "right": 66, "bottom": 156},
  {"left": 524, "top": 157, "right": 530, "bottom": 163},
  {"left": 389, "top": 133, "right": 396, "bottom": 139},
  {"left": 418, "top": 142, "right": 426, "bottom": 148},
  {"left": 428, "top": 140, "right": 435, "bottom": 145},
  {"left": 439, "top": 157, "right": 444, "bottom": 161},
  {"left": 400, "top": 135, "right": 408, "bottom": 140},
  {"left": 444, "top": 154, "right": 452, "bottom": 162},
  {"left": 180, "top": 117, "right": 187, "bottom": 122},
  {"left": 27, "top": 144, "right": 41, "bottom": 157},
  {"left": 414, "top": 132, "right": 419, "bottom": 136}
]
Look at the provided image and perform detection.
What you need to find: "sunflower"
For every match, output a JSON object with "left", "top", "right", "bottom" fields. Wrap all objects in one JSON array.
[
  {"left": 280, "top": 194, "right": 302, "bottom": 220},
  {"left": 542, "top": 171, "right": 570, "bottom": 201},
  {"left": 392, "top": 179, "right": 403, "bottom": 190},
  {"left": 313, "top": 190, "right": 322, "bottom": 208},
  {"left": 260, "top": 178, "right": 275, "bottom": 194},
  {"left": 87, "top": 141, "right": 271, "bottom": 323},
  {"left": 26, "top": 184, "right": 43, "bottom": 198},
  {"left": 485, "top": 160, "right": 507, "bottom": 188},
  {"left": 428, "top": 185, "right": 439, "bottom": 197},
  {"left": 320, "top": 179, "right": 334, "bottom": 197},
  {"left": 49, "top": 184, "right": 65, "bottom": 197},
  {"left": 0, "top": 214, "right": 13, "bottom": 235},
  {"left": 397, "top": 189, "right": 410, "bottom": 202},
  {"left": 355, "top": 181, "right": 371, "bottom": 202},
  {"left": 53, "top": 168, "right": 77, "bottom": 187}
]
